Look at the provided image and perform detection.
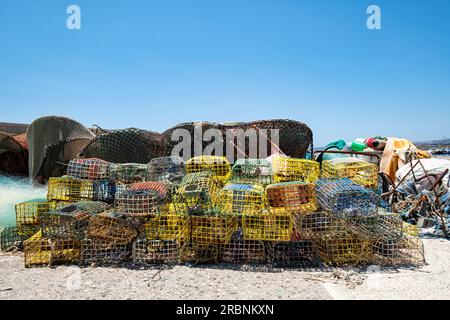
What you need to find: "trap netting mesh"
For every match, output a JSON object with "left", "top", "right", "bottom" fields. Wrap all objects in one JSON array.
[
  {"left": 316, "top": 178, "right": 378, "bottom": 217},
  {"left": 272, "top": 157, "right": 320, "bottom": 183},
  {"left": 230, "top": 159, "right": 273, "bottom": 185},
  {"left": 27, "top": 116, "right": 95, "bottom": 182},
  {"left": 266, "top": 182, "right": 317, "bottom": 214},
  {"left": 79, "top": 128, "right": 164, "bottom": 164},
  {"left": 67, "top": 158, "right": 110, "bottom": 181},
  {"left": 40, "top": 201, "right": 111, "bottom": 240},
  {"left": 148, "top": 156, "right": 185, "bottom": 183},
  {"left": 217, "top": 183, "right": 266, "bottom": 215},
  {"left": 321, "top": 158, "right": 378, "bottom": 189}
]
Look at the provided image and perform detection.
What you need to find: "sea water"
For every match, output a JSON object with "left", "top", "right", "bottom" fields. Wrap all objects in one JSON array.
[{"left": 0, "top": 175, "right": 46, "bottom": 230}]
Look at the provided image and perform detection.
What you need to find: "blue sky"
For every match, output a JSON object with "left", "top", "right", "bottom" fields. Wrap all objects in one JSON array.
[{"left": 0, "top": 0, "right": 449, "bottom": 146}]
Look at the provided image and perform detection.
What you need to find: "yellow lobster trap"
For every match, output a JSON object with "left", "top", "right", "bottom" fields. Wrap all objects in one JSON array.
[
  {"left": 132, "top": 239, "right": 179, "bottom": 265},
  {"left": 321, "top": 158, "right": 378, "bottom": 189},
  {"left": 231, "top": 158, "right": 273, "bottom": 185},
  {"left": 185, "top": 156, "right": 231, "bottom": 183},
  {"left": 272, "top": 157, "right": 320, "bottom": 183},
  {"left": 216, "top": 183, "right": 266, "bottom": 215},
  {"left": 47, "top": 176, "right": 94, "bottom": 202},
  {"left": 266, "top": 182, "right": 318, "bottom": 214},
  {"left": 242, "top": 211, "right": 293, "bottom": 241},
  {"left": 15, "top": 199, "right": 59, "bottom": 236},
  {"left": 145, "top": 213, "right": 190, "bottom": 242},
  {"left": 24, "top": 231, "right": 81, "bottom": 267},
  {"left": 179, "top": 242, "right": 219, "bottom": 264},
  {"left": 190, "top": 214, "right": 238, "bottom": 244}
]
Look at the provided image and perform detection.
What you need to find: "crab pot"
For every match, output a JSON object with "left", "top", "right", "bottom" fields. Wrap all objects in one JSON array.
[
  {"left": 87, "top": 211, "right": 139, "bottom": 244},
  {"left": 15, "top": 199, "right": 59, "bottom": 236},
  {"left": 128, "top": 181, "right": 169, "bottom": 198},
  {"left": 67, "top": 158, "right": 110, "bottom": 181},
  {"left": 179, "top": 242, "right": 219, "bottom": 265},
  {"left": 80, "top": 239, "right": 130, "bottom": 265},
  {"left": 313, "top": 228, "right": 373, "bottom": 266},
  {"left": 1, "top": 227, "right": 29, "bottom": 251},
  {"left": 145, "top": 214, "right": 190, "bottom": 242},
  {"left": 47, "top": 176, "right": 94, "bottom": 202},
  {"left": 268, "top": 240, "right": 320, "bottom": 268},
  {"left": 217, "top": 183, "right": 266, "bottom": 215},
  {"left": 242, "top": 212, "right": 293, "bottom": 241},
  {"left": 372, "top": 236, "right": 425, "bottom": 266},
  {"left": 132, "top": 239, "right": 179, "bottom": 265},
  {"left": 172, "top": 172, "right": 221, "bottom": 214},
  {"left": 316, "top": 178, "right": 378, "bottom": 217},
  {"left": 91, "top": 180, "right": 127, "bottom": 203},
  {"left": 115, "top": 189, "right": 164, "bottom": 217},
  {"left": 41, "top": 201, "right": 110, "bottom": 240},
  {"left": 266, "top": 182, "right": 318, "bottom": 214},
  {"left": 231, "top": 159, "right": 273, "bottom": 185},
  {"left": 24, "top": 231, "right": 81, "bottom": 267},
  {"left": 220, "top": 240, "right": 267, "bottom": 264},
  {"left": 109, "top": 163, "right": 152, "bottom": 184},
  {"left": 148, "top": 156, "right": 186, "bottom": 183},
  {"left": 272, "top": 157, "right": 320, "bottom": 183},
  {"left": 321, "top": 158, "right": 378, "bottom": 189},
  {"left": 186, "top": 156, "right": 231, "bottom": 183},
  {"left": 292, "top": 212, "right": 337, "bottom": 239},
  {"left": 190, "top": 214, "right": 238, "bottom": 244}
]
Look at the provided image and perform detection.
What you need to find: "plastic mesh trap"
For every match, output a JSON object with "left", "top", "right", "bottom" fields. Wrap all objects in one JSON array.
[
  {"left": 41, "top": 201, "right": 110, "bottom": 240},
  {"left": 231, "top": 159, "right": 273, "bottom": 185},
  {"left": 321, "top": 158, "right": 378, "bottom": 189},
  {"left": 220, "top": 240, "right": 267, "bottom": 264},
  {"left": 67, "top": 158, "right": 110, "bottom": 181},
  {"left": 1, "top": 227, "right": 29, "bottom": 251},
  {"left": 87, "top": 211, "right": 139, "bottom": 244},
  {"left": 80, "top": 239, "right": 130, "bottom": 265},
  {"left": 266, "top": 182, "right": 318, "bottom": 214},
  {"left": 15, "top": 199, "right": 59, "bottom": 236},
  {"left": 185, "top": 156, "right": 231, "bottom": 183},
  {"left": 316, "top": 178, "right": 378, "bottom": 217},
  {"left": 24, "top": 231, "right": 81, "bottom": 267},
  {"left": 132, "top": 239, "right": 179, "bottom": 264},
  {"left": 272, "top": 157, "right": 320, "bottom": 183},
  {"left": 109, "top": 163, "right": 151, "bottom": 184},
  {"left": 179, "top": 242, "right": 219, "bottom": 264},
  {"left": 173, "top": 172, "right": 221, "bottom": 214},
  {"left": 148, "top": 156, "right": 185, "bottom": 183},
  {"left": 115, "top": 189, "right": 164, "bottom": 217},
  {"left": 47, "top": 176, "right": 94, "bottom": 202},
  {"left": 190, "top": 214, "right": 238, "bottom": 244},
  {"left": 145, "top": 214, "right": 190, "bottom": 241},
  {"left": 268, "top": 240, "right": 321, "bottom": 267},
  {"left": 242, "top": 212, "right": 293, "bottom": 241},
  {"left": 217, "top": 183, "right": 266, "bottom": 215}
]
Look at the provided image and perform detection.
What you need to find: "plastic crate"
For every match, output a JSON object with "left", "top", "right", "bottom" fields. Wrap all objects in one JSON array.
[
  {"left": 109, "top": 163, "right": 152, "bottom": 184},
  {"left": 272, "top": 157, "right": 320, "bottom": 183},
  {"left": 148, "top": 156, "right": 185, "bottom": 183},
  {"left": 67, "top": 158, "right": 110, "bottom": 181},
  {"left": 231, "top": 159, "right": 273, "bottom": 185},
  {"left": 132, "top": 239, "right": 179, "bottom": 264},
  {"left": 145, "top": 214, "right": 190, "bottom": 241},
  {"left": 47, "top": 176, "right": 94, "bottom": 202},
  {"left": 15, "top": 199, "right": 59, "bottom": 236},
  {"left": 115, "top": 189, "right": 165, "bottom": 217},
  {"left": 190, "top": 214, "right": 238, "bottom": 244},
  {"left": 87, "top": 211, "right": 139, "bottom": 244},
  {"left": 242, "top": 211, "right": 293, "bottom": 241},
  {"left": 321, "top": 158, "right": 378, "bottom": 189},
  {"left": 217, "top": 183, "right": 266, "bottom": 215},
  {"left": 80, "top": 239, "right": 130, "bottom": 265},
  {"left": 266, "top": 182, "right": 318, "bottom": 214},
  {"left": 185, "top": 156, "right": 231, "bottom": 183},
  {"left": 316, "top": 178, "right": 378, "bottom": 217},
  {"left": 41, "top": 201, "right": 110, "bottom": 240},
  {"left": 220, "top": 240, "right": 267, "bottom": 264}
]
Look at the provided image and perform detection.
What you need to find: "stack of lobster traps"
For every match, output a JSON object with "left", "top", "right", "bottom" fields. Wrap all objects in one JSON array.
[{"left": 3, "top": 154, "right": 425, "bottom": 269}]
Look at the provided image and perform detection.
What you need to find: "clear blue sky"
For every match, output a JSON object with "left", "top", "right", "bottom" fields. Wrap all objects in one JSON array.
[{"left": 0, "top": 0, "right": 449, "bottom": 146}]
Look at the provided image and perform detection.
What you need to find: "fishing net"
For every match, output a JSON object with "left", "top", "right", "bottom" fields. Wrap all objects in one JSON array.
[
  {"left": 272, "top": 157, "right": 320, "bottom": 183},
  {"left": 220, "top": 240, "right": 267, "bottom": 264},
  {"left": 321, "top": 158, "right": 378, "bottom": 189},
  {"left": 148, "top": 156, "right": 185, "bottom": 183},
  {"left": 242, "top": 211, "right": 293, "bottom": 241},
  {"left": 27, "top": 116, "right": 95, "bottom": 182},
  {"left": 132, "top": 239, "right": 179, "bottom": 265},
  {"left": 217, "top": 183, "right": 266, "bottom": 215},
  {"left": 266, "top": 182, "right": 318, "bottom": 214},
  {"left": 79, "top": 128, "right": 164, "bottom": 164},
  {"left": 230, "top": 159, "right": 273, "bottom": 185},
  {"left": 190, "top": 214, "right": 238, "bottom": 244},
  {"left": 67, "top": 158, "right": 110, "bottom": 181}
]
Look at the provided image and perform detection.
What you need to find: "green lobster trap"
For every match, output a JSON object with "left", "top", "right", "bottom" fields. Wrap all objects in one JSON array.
[
  {"left": 179, "top": 242, "right": 219, "bottom": 265},
  {"left": 148, "top": 156, "right": 185, "bottom": 183},
  {"left": 190, "top": 214, "right": 238, "bottom": 244},
  {"left": 220, "top": 240, "right": 267, "bottom": 264},
  {"left": 272, "top": 157, "right": 320, "bottom": 183},
  {"left": 1, "top": 227, "right": 29, "bottom": 251},
  {"left": 268, "top": 240, "right": 321, "bottom": 268},
  {"left": 217, "top": 183, "right": 266, "bottom": 215},
  {"left": 185, "top": 156, "right": 231, "bottom": 183},
  {"left": 67, "top": 158, "right": 110, "bottom": 181},
  {"left": 109, "top": 163, "right": 152, "bottom": 184},
  {"left": 242, "top": 211, "right": 293, "bottom": 241},
  {"left": 132, "top": 239, "right": 179, "bottom": 265},
  {"left": 321, "top": 158, "right": 378, "bottom": 189},
  {"left": 230, "top": 159, "right": 273, "bottom": 185},
  {"left": 266, "top": 182, "right": 318, "bottom": 214}
]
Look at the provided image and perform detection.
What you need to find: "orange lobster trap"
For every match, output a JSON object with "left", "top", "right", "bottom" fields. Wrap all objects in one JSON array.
[{"left": 266, "top": 181, "right": 318, "bottom": 214}]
